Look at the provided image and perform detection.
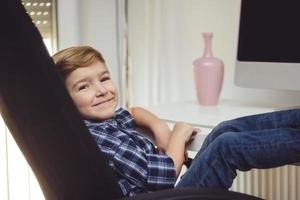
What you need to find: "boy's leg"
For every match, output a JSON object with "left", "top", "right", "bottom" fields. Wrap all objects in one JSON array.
[
  {"left": 176, "top": 127, "right": 300, "bottom": 189},
  {"left": 198, "top": 108, "right": 300, "bottom": 154}
]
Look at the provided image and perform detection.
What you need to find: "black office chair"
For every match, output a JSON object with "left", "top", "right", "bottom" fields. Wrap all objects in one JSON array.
[{"left": 0, "top": 0, "right": 262, "bottom": 199}]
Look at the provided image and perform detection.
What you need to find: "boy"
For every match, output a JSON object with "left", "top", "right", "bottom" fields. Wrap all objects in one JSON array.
[{"left": 53, "top": 46, "right": 300, "bottom": 197}]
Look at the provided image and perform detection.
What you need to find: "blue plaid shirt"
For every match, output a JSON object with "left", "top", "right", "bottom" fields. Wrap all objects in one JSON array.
[{"left": 84, "top": 108, "right": 176, "bottom": 197}]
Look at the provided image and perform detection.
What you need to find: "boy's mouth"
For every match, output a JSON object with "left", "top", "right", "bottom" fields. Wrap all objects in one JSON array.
[{"left": 92, "top": 97, "right": 114, "bottom": 107}]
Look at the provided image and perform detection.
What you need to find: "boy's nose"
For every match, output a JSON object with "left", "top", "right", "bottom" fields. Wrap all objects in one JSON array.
[{"left": 95, "top": 84, "right": 108, "bottom": 96}]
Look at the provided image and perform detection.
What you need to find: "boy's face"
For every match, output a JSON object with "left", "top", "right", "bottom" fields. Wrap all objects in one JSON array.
[{"left": 65, "top": 60, "right": 118, "bottom": 121}]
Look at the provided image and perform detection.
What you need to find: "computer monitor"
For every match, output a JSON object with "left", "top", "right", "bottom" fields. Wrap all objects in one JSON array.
[{"left": 235, "top": 0, "right": 300, "bottom": 91}]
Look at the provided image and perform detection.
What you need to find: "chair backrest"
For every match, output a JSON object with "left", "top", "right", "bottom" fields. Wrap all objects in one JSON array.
[{"left": 0, "top": 0, "right": 122, "bottom": 199}]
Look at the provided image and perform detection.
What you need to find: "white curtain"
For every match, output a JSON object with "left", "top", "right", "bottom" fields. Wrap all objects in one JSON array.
[
  {"left": 128, "top": 0, "right": 192, "bottom": 107},
  {"left": 126, "top": 0, "right": 300, "bottom": 107},
  {"left": 127, "top": 0, "right": 241, "bottom": 107}
]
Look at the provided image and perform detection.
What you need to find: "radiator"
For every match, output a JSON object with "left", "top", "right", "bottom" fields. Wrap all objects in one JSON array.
[{"left": 231, "top": 166, "right": 300, "bottom": 200}]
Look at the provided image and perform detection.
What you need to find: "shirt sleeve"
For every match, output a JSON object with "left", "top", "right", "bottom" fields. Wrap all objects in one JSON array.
[
  {"left": 114, "top": 108, "right": 137, "bottom": 129},
  {"left": 112, "top": 139, "right": 176, "bottom": 191}
]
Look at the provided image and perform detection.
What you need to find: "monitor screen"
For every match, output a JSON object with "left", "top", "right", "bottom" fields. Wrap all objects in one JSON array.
[{"left": 235, "top": 0, "right": 300, "bottom": 91}]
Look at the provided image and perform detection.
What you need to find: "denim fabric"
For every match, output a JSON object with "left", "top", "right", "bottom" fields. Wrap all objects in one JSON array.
[{"left": 176, "top": 108, "right": 300, "bottom": 189}]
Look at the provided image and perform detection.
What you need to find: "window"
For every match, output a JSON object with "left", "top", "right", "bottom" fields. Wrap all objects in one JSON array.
[{"left": 22, "top": 0, "right": 57, "bottom": 54}]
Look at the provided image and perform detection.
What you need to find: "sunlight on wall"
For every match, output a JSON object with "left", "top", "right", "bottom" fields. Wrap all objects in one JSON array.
[
  {"left": 0, "top": 116, "right": 45, "bottom": 200},
  {"left": 43, "top": 38, "right": 53, "bottom": 54}
]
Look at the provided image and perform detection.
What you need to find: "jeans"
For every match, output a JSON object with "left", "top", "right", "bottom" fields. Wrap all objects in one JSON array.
[{"left": 176, "top": 108, "right": 300, "bottom": 189}]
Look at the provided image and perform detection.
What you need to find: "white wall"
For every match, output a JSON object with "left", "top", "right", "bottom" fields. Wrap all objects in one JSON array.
[
  {"left": 57, "top": 0, "right": 122, "bottom": 98},
  {"left": 128, "top": 0, "right": 300, "bottom": 106}
]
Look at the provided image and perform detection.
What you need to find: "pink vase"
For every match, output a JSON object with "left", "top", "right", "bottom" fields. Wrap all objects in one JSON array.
[{"left": 193, "top": 32, "right": 224, "bottom": 106}]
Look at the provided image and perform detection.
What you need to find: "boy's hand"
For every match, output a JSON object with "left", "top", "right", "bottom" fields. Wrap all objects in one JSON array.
[
  {"left": 173, "top": 122, "right": 199, "bottom": 143},
  {"left": 166, "top": 122, "right": 198, "bottom": 177}
]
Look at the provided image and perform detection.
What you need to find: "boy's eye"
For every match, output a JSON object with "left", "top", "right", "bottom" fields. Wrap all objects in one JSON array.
[
  {"left": 78, "top": 84, "right": 89, "bottom": 91},
  {"left": 100, "top": 77, "right": 110, "bottom": 82}
]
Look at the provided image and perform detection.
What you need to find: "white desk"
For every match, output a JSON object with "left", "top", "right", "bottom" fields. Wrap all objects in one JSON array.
[
  {"left": 147, "top": 99, "right": 285, "bottom": 153},
  {"left": 146, "top": 100, "right": 300, "bottom": 193}
]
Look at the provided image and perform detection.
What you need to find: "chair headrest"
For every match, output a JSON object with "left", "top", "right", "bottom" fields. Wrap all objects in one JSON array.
[{"left": 0, "top": 0, "right": 122, "bottom": 199}]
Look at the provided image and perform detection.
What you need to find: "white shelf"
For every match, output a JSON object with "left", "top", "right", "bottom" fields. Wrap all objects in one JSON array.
[{"left": 148, "top": 99, "right": 280, "bottom": 128}]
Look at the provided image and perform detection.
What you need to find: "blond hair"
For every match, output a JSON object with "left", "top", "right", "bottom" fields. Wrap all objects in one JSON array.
[{"left": 52, "top": 46, "right": 106, "bottom": 79}]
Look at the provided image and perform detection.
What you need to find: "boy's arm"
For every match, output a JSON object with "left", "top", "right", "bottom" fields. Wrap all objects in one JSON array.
[
  {"left": 127, "top": 107, "right": 197, "bottom": 177},
  {"left": 165, "top": 122, "right": 197, "bottom": 177},
  {"left": 127, "top": 106, "right": 171, "bottom": 151}
]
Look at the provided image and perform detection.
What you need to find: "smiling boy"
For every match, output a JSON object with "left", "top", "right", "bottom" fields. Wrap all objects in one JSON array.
[
  {"left": 53, "top": 46, "right": 196, "bottom": 197},
  {"left": 65, "top": 60, "right": 118, "bottom": 121}
]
